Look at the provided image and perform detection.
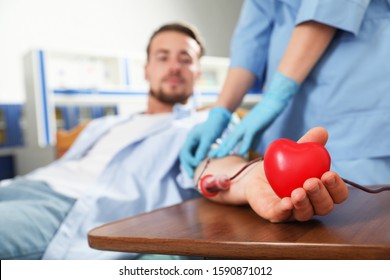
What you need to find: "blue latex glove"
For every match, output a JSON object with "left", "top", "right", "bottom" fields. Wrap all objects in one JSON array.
[
  {"left": 209, "top": 71, "right": 300, "bottom": 158},
  {"left": 180, "top": 107, "right": 231, "bottom": 178}
]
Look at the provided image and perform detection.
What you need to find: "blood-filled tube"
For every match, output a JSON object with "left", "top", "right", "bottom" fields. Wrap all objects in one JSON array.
[{"left": 199, "top": 174, "right": 231, "bottom": 197}]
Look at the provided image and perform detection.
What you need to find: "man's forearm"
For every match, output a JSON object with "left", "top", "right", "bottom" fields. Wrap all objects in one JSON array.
[{"left": 194, "top": 155, "right": 250, "bottom": 205}]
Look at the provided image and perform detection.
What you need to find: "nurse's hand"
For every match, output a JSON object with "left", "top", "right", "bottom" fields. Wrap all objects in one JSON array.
[
  {"left": 180, "top": 107, "right": 231, "bottom": 178},
  {"left": 209, "top": 71, "right": 300, "bottom": 158}
]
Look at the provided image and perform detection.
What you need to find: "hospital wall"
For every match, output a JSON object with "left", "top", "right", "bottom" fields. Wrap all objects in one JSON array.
[{"left": 0, "top": 0, "right": 243, "bottom": 104}]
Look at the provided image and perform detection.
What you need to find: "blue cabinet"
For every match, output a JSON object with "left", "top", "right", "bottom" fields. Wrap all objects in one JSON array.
[
  {"left": 55, "top": 105, "right": 118, "bottom": 131},
  {"left": 0, "top": 104, "right": 23, "bottom": 148},
  {"left": 0, "top": 104, "right": 23, "bottom": 180},
  {"left": 0, "top": 155, "right": 15, "bottom": 180}
]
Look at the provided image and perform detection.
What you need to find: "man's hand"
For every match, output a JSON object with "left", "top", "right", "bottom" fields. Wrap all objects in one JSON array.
[
  {"left": 245, "top": 127, "right": 349, "bottom": 222},
  {"left": 196, "top": 127, "right": 349, "bottom": 223}
]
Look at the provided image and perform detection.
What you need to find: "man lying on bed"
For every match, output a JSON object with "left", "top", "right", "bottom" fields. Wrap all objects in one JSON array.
[{"left": 0, "top": 22, "right": 207, "bottom": 260}]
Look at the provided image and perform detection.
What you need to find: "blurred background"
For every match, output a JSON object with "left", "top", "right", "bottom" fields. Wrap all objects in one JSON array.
[
  {"left": 0, "top": 0, "right": 243, "bottom": 103},
  {"left": 0, "top": 0, "right": 248, "bottom": 180}
]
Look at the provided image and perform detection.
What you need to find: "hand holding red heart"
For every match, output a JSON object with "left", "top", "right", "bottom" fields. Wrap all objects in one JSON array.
[
  {"left": 194, "top": 127, "right": 349, "bottom": 222},
  {"left": 244, "top": 127, "right": 349, "bottom": 222},
  {"left": 264, "top": 138, "right": 331, "bottom": 198}
]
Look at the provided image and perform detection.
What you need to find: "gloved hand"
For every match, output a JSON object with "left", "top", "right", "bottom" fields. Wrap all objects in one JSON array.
[
  {"left": 180, "top": 107, "right": 231, "bottom": 178},
  {"left": 209, "top": 71, "right": 300, "bottom": 158}
]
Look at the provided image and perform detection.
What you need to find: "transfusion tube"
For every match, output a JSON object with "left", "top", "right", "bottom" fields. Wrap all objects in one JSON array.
[
  {"left": 197, "top": 157, "right": 390, "bottom": 197},
  {"left": 199, "top": 174, "right": 231, "bottom": 197}
]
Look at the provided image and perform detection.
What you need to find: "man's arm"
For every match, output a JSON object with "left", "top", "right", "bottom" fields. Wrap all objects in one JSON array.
[
  {"left": 194, "top": 155, "right": 250, "bottom": 205},
  {"left": 194, "top": 127, "right": 349, "bottom": 223}
]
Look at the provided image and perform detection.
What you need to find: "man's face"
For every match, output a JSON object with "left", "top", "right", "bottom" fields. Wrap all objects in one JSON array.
[{"left": 145, "top": 31, "right": 201, "bottom": 105}]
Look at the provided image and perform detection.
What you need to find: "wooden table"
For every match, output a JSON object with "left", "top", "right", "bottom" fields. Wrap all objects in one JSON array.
[{"left": 88, "top": 188, "right": 390, "bottom": 259}]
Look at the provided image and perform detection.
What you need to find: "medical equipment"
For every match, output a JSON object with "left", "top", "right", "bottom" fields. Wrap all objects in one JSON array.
[
  {"left": 199, "top": 174, "right": 231, "bottom": 197},
  {"left": 196, "top": 156, "right": 262, "bottom": 197}
]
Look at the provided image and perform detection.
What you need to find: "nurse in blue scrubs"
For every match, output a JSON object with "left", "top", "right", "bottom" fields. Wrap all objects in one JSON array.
[{"left": 180, "top": 0, "right": 390, "bottom": 185}]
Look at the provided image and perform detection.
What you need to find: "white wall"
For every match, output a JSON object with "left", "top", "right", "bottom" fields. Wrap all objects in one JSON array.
[{"left": 0, "top": 0, "right": 243, "bottom": 103}]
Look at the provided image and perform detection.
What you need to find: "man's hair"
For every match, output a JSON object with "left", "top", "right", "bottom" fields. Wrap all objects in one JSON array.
[{"left": 146, "top": 22, "right": 205, "bottom": 59}]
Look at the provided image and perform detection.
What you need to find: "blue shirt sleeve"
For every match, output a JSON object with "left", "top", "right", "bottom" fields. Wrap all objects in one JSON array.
[
  {"left": 229, "top": 0, "right": 274, "bottom": 81},
  {"left": 296, "top": 0, "right": 371, "bottom": 35}
]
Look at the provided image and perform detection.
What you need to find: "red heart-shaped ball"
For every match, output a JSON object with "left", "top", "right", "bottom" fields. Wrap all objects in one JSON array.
[{"left": 264, "top": 139, "right": 331, "bottom": 198}]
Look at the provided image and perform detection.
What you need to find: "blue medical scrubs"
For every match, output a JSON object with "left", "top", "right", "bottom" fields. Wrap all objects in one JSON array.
[{"left": 230, "top": 0, "right": 390, "bottom": 184}]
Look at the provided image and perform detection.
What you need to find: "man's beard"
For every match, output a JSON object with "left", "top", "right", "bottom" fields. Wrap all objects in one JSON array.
[{"left": 149, "top": 88, "right": 191, "bottom": 105}]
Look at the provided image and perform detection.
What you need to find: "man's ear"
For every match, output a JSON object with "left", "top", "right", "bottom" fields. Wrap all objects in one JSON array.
[
  {"left": 144, "top": 63, "right": 150, "bottom": 81},
  {"left": 196, "top": 70, "right": 201, "bottom": 81},
  {"left": 195, "top": 64, "right": 201, "bottom": 82}
]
